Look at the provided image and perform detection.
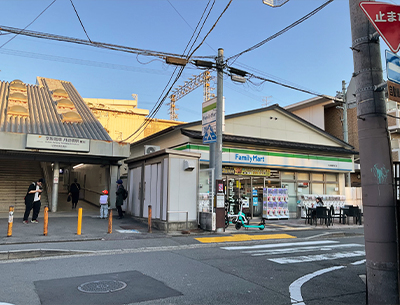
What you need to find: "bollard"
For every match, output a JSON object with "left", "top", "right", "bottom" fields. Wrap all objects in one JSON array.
[
  {"left": 77, "top": 207, "right": 82, "bottom": 235},
  {"left": 108, "top": 209, "right": 112, "bottom": 234},
  {"left": 148, "top": 205, "right": 152, "bottom": 233},
  {"left": 43, "top": 206, "right": 48, "bottom": 236},
  {"left": 7, "top": 206, "right": 14, "bottom": 237}
]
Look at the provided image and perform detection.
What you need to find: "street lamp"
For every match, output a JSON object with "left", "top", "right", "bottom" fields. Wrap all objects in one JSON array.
[{"left": 262, "top": 0, "right": 290, "bottom": 7}]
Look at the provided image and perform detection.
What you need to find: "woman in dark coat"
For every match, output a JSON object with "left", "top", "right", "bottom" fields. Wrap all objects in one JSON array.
[
  {"left": 69, "top": 178, "right": 81, "bottom": 209},
  {"left": 116, "top": 179, "right": 125, "bottom": 219}
]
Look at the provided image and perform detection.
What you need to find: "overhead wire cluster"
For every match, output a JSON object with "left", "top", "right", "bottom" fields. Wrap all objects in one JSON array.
[
  {"left": 120, "top": 0, "right": 233, "bottom": 143},
  {"left": 0, "top": 0, "right": 339, "bottom": 140}
]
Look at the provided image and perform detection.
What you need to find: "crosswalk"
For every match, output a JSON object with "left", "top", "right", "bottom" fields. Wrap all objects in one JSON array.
[{"left": 221, "top": 240, "right": 365, "bottom": 264}]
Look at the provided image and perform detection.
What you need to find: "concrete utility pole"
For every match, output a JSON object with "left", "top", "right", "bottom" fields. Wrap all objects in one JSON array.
[
  {"left": 215, "top": 48, "right": 224, "bottom": 181},
  {"left": 349, "top": 1, "right": 399, "bottom": 303}
]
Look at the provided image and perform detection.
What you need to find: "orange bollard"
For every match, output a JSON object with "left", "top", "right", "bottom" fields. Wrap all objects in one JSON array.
[
  {"left": 43, "top": 206, "right": 48, "bottom": 236},
  {"left": 77, "top": 207, "right": 82, "bottom": 235},
  {"left": 7, "top": 206, "right": 14, "bottom": 237},
  {"left": 108, "top": 209, "right": 112, "bottom": 234},
  {"left": 148, "top": 205, "right": 152, "bottom": 233}
]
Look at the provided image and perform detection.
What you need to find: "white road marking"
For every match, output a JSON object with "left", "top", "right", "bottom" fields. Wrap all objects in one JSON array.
[
  {"left": 270, "top": 250, "right": 365, "bottom": 264},
  {"left": 221, "top": 240, "right": 338, "bottom": 251},
  {"left": 246, "top": 244, "right": 363, "bottom": 256},
  {"left": 351, "top": 259, "right": 366, "bottom": 265},
  {"left": 289, "top": 266, "right": 346, "bottom": 305}
]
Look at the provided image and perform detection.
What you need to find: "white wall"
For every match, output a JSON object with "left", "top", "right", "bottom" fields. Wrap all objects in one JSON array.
[
  {"left": 290, "top": 104, "right": 325, "bottom": 130},
  {"left": 71, "top": 164, "right": 110, "bottom": 205},
  {"left": 168, "top": 156, "right": 198, "bottom": 222},
  {"left": 220, "top": 109, "right": 340, "bottom": 147}
]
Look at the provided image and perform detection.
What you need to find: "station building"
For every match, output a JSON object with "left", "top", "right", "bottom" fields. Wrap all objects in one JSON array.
[{"left": 0, "top": 77, "right": 129, "bottom": 213}]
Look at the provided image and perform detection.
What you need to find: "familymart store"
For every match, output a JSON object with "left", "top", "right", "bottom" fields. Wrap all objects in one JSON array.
[{"left": 176, "top": 143, "right": 354, "bottom": 219}]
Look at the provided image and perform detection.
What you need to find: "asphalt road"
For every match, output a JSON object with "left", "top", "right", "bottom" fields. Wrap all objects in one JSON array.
[{"left": 0, "top": 227, "right": 366, "bottom": 305}]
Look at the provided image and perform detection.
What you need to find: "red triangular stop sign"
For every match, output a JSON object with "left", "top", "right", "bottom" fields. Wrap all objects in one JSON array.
[{"left": 360, "top": 1, "right": 400, "bottom": 53}]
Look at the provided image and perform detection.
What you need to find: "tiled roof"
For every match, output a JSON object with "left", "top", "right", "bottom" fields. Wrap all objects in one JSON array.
[{"left": 0, "top": 78, "right": 111, "bottom": 141}]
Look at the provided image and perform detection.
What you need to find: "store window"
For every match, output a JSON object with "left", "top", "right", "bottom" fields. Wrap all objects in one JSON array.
[
  {"left": 326, "top": 183, "right": 339, "bottom": 195},
  {"left": 297, "top": 172, "right": 309, "bottom": 181},
  {"left": 326, "top": 173, "right": 337, "bottom": 182},
  {"left": 312, "top": 183, "right": 324, "bottom": 194},
  {"left": 281, "top": 172, "right": 295, "bottom": 180},
  {"left": 312, "top": 173, "right": 324, "bottom": 181}
]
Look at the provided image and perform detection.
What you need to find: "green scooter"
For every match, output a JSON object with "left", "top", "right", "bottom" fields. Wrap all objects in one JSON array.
[{"left": 234, "top": 200, "right": 265, "bottom": 231}]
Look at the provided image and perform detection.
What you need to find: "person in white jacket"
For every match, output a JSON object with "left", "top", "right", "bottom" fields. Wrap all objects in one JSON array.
[{"left": 99, "top": 190, "right": 109, "bottom": 219}]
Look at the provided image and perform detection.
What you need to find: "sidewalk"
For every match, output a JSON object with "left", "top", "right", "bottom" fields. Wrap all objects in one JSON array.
[{"left": 0, "top": 203, "right": 364, "bottom": 246}]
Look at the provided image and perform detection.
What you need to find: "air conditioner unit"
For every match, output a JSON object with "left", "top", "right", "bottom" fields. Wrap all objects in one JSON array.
[{"left": 144, "top": 145, "right": 160, "bottom": 155}]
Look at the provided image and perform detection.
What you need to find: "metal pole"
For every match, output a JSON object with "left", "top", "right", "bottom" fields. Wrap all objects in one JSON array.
[
  {"left": 349, "top": 1, "right": 398, "bottom": 303},
  {"left": 215, "top": 48, "right": 224, "bottom": 181},
  {"left": 51, "top": 162, "right": 59, "bottom": 212},
  {"left": 342, "top": 80, "right": 351, "bottom": 188}
]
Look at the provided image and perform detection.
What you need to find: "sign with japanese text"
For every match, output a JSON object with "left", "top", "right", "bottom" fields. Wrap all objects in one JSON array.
[
  {"left": 388, "top": 80, "right": 400, "bottom": 103},
  {"left": 26, "top": 134, "right": 90, "bottom": 152},
  {"left": 360, "top": 2, "right": 400, "bottom": 53}
]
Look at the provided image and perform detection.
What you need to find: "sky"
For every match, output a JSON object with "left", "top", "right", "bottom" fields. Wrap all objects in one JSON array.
[{"left": 0, "top": 0, "right": 398, "bottom": 124}]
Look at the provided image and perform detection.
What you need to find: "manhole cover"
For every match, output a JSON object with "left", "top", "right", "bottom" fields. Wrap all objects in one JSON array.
[{"left": 78, "top": 280, "right": 127, "bottom": 294}]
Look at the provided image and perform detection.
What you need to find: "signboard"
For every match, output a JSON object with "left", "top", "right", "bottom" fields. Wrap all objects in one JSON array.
[
  {"left": 359, "top": 2, "right": 400, "bottom": 53},
  {"left": 388, "top": 80, "right": 400, "bottom": 103},
  {"left": 203, "top": 125, "right": 217, "bottom": 144},
  {"left": 386, "top": 50, "right": 400, "bottom": 84},
  {"left": 26, "top": 134, "right": 90, "bottom": 152},
  {"left": 202, "top": 97, "right": 217, "bottom": 136}
]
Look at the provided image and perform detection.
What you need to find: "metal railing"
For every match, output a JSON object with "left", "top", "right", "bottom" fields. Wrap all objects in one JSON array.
[{"left": 166, "top": 211, "right": 188, "bottom": 233}]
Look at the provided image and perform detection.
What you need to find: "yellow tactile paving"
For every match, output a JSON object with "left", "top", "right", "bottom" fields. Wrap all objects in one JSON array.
[{"left": 194, "top": 233, "right": 296, "bottom": 244}]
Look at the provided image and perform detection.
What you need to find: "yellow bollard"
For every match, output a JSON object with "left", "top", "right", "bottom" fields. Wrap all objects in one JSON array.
[
  {"left": 77, "top": 207, "right": 82, "bottom": 235},
  {"left": 108, "top": 209, "right": 112, "bottom": 234},
  {"left": 7, "top": 206, "right": 14, "bottom": 237},
  {"left": 148, "top": 205, "right": 152, "bottom": 233},
  {"left": 43, "top": 206, "right": 48, "bottom": 236}
]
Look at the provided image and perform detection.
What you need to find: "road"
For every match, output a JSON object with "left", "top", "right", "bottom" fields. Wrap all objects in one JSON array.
[{"left": 0, "top": 226, "right": 365, "bottom": 305}]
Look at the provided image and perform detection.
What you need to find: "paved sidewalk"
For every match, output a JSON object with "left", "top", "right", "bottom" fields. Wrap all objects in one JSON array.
[{"left": 0, "top": 204, "right": 364, "bottom": 246}]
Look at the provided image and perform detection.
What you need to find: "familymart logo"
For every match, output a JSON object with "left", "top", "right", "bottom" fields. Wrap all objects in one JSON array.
[{"left": 234, "top": 153, "right": 265, "bottom": 163}]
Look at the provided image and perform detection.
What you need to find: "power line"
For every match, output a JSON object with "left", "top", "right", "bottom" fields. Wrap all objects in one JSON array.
[
  {"left": 188, "top": 0, "right": 233, "bottom": 59},
  {"left": 226, "top": 0, "right": 334, "bottom": 64},
  {"left": 245, "top": 72, "right": 337, "bottom": 101},
  {"left": 69, "top": 0, "right": 92, "bottom": 42},
  {"left": 0, "top": 0, "right": 57, "bottom": 49},
  {"left": 0, "top": 25, "right": 215, "bottom": 60},
  {"left": 121, "top": 0, "right": 233, "bottom": 142}
]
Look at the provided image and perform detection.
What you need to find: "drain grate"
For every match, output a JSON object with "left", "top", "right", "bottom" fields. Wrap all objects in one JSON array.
[{"left": 78, "top": 280, "right": 127, "bottom": 294}]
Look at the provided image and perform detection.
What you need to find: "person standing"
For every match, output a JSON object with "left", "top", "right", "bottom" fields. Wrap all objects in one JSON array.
[
  {"left": 116, "top": 179, "right": 125, "bottom": 219},
  {"left": 99, "top": 190, "right": 109, "bottom": 219},
  {"left": 69, "top": 178, "right": 81, "bottom": 209},
  {"left": 23, "top": 178, "right": 43, "bottom": 224}
]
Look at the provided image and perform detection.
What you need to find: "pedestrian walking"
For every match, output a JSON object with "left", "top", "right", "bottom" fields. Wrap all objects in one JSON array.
[
  {"left": 116, "top": 179, "right": 125, "bottom": 219},
  {"left": 69, "top": 178, "right": 81, "bottom": 209},
  {"left": 100, "top": 190, "right": 109, "bottom": 219},
  {"left": 23, "top": 178, "right": 44, "bottom": 224}
]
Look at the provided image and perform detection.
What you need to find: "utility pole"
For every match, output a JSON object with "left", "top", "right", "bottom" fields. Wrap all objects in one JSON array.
[
  {"left": 342, "top": 80, "right": 351, "bottom": 188},
  {"left": 349, "top": 1, "right": 399, "bottom": 304},
  {"left": 215, "top": 48, "right": 224, "bottom": 181}
]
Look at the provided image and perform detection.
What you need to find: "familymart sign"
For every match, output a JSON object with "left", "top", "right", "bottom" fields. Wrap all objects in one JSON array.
[{"left": 175, "top": 144, "right": 353, "bottom": 172}]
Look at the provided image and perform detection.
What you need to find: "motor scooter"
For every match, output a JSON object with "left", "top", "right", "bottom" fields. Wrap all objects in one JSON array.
[{"left": 234, "top": 200, "right": 265, "bottom": 230}]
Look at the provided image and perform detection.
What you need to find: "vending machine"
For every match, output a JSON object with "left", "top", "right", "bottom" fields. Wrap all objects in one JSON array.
[{"left": 263, "top": 187, "right": 289, "bottom": 220}]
